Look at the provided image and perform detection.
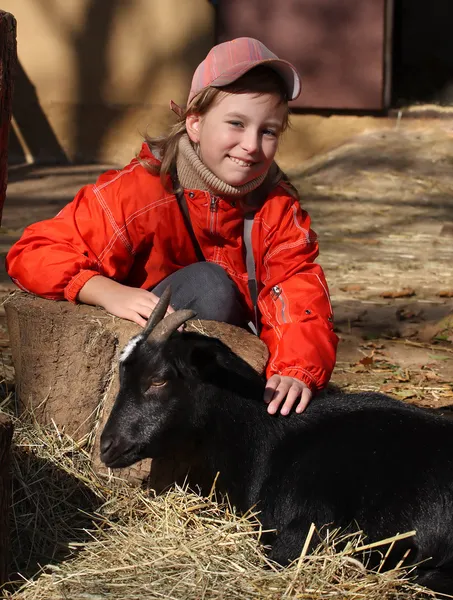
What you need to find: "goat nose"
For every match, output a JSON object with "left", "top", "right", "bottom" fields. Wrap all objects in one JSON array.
[{"left": 100, "top": 436, "right": 113, "bottom": 456}]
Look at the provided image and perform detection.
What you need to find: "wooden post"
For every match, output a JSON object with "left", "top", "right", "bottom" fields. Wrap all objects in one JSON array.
[
  {"left": 0, "top": 11, "right": 17, "bottom": 226},
  {"left": 0, "top": 413, "right": 13, "bottom": 586}
]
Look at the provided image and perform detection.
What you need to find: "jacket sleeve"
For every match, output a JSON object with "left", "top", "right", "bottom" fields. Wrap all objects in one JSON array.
[
  {"left": 5, "top": 179, "right": 137, "bottom": 303},
  {"left": 257, "top": 197, "right": 338, "bottom": 391}
]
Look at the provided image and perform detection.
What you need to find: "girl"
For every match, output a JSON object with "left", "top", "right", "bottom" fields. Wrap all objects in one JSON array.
[{"left": 6, "top": 37, "right": 338, "bottom": 416}]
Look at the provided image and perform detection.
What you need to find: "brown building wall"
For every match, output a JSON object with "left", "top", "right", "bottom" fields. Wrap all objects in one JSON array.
[
  {"left": 7, "top": 0, "right": 215, "bottom": 166},
  {"left": 7, "top": 0, "right": 402, "bottom": 170}
]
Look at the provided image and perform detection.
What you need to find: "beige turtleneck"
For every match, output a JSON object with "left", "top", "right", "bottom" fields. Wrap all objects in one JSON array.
[{"left": 176, "top": 134, "right": 282, "bottom": 204}]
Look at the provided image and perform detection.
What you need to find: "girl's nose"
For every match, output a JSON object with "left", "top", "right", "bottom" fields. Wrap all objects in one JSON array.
[{"left": 241, "top": 131, "right": 260, "bottom": 154}]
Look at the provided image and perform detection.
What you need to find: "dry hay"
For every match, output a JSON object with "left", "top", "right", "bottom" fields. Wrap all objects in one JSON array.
[{"left": 0, "top": 394, "right": 437, "bottom": 599}]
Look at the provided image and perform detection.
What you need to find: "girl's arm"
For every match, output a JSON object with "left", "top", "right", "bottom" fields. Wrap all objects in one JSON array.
[
  {"left": 257, "top": 197, "right": 338, "bottom": 394},
  {"left": 6, "top": 174, "right": 138, "bottom": 303},
  {"left": 6, "top": 167, "right": 177, "bottom": 326}
]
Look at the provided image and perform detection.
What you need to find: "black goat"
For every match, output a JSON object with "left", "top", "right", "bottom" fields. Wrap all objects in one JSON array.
[{"left": 101, "top": 288, "right": 453, "bottom": 595}]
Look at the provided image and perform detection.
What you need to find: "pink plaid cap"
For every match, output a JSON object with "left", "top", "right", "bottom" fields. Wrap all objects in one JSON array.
[
  {"left": 170, "top": 37, "right": 301, "bottom": 116},
  {"left": 189, "top": 37, "right": 301, "bottom": 103}
]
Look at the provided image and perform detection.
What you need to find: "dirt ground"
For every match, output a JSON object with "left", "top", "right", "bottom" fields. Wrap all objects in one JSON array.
[{"left": 2, "top": 124, "right": 453, "bottom": 411}]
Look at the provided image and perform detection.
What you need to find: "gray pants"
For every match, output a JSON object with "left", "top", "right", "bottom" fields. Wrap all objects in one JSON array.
[{"left": 151, "top": 262, "right": 248, "bottom": 327}]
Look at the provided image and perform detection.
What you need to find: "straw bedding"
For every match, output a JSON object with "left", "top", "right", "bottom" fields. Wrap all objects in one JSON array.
[{"left": 0, "top": 392, "right": 436, "bottom": 600}]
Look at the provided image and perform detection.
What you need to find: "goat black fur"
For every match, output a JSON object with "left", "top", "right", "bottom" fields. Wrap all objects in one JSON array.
[{"left": 101, "top": 324, "right": 453, "bottom": 595}]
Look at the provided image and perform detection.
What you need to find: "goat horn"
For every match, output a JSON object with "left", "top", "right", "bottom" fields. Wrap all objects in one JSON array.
[
  {"left": 147, "top": 309, "right": 196, "bottom": 343},
  {"left": 143, "top": 286, "right": 172, "bottom": 337}
]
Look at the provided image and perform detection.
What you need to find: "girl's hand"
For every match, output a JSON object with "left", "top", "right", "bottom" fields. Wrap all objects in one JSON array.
[
  {"left": 264, "top": 375, "right": 312, "bottom": 416},
  {"left": 78, "top": 275, "right": 175, "bottom": 327}
]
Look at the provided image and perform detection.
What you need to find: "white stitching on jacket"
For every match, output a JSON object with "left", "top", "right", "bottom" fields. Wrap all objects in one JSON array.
[
  {"left": 96, "top": 162, "right": 139, "bottom": 191},
  {"left": 93, "top": 186, "right": 132, "bottom": 255},
  {"left": 262, "top": 238, "right": 315, "bottom": 284},
  {"left": 313, "top": 273, "right": 333, "bottom": 314},
  {"left": 291, "top": 272, "right": 333, "bottom": 314},
  {"left": 291, "top": 204, "right": 311, "bottom": 241},
  {"left": 97, "top": 194, "right": 175, "bottom": 262}
]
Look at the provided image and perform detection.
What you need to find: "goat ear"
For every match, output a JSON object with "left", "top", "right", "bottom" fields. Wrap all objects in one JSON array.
[
  {"left": 143, "top": 286, "right": 172, "bottom": 337},
  {"left": 189, "top": 340, "right": 218, "bottom": 373}
]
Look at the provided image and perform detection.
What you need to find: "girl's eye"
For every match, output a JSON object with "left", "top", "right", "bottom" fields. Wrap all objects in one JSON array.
[
  {"left": 228, "top": 121, "right": 243, "bottom": 128},
  {"left": 263, "top": 129, "right": 278, "bottom": 137}
]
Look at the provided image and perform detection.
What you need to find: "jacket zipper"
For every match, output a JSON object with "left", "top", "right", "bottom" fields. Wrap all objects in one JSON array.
[
  {"left": 271, "top": 284, "right": 287, "bottom": 324},
  {"left": 209, "top": 196, "right": 218, "bottom": 234}
]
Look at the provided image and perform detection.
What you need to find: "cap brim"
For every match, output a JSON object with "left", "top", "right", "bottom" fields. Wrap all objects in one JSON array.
[{"left": 209, "top": 58, "right": 301, "bottom": 101}]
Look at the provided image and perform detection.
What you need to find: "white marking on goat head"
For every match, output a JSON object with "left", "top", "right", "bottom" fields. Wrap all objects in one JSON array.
[{"left": 120, "top": 334, "right": 143, "bottom": 363}]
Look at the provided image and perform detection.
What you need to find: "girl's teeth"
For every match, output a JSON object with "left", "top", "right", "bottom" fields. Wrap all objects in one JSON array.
[{"left": 229, "top": 156, "right": 253, "bottom": 167}]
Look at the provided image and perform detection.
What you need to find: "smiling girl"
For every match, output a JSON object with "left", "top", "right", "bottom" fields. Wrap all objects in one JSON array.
[{"left": 6, "top": 38, "right": 338, "bottom": 416}]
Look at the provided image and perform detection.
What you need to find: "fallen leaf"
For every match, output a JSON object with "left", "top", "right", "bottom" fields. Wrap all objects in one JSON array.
[
  {"left": 422, "top": 371, "right": 443, "bottom": 382},
  {"left": 380, "top": 288, "right": 416, "bottom": 299},
  {"left": 421, "top": 370, "right": 437, "bottom": 378},
  {"left": 380, "top": 384, "right": 397, "bottom": 393},
  {"left": 394, "top": 390, "right": 417, "bottom": 400},
  {"left": 361, "top": 342, "right": 385, "bottom": 350},
  {"left": 395, "top": 374, "right": 411, "bottom": 383},
  {"left": 359, "top": 356, "right": 374, "bottom": 367},
  {"left": 437, "top": 290, "right": 453, "bottom": 298}
]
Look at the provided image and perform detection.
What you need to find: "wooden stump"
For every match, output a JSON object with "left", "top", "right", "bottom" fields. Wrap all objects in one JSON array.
[
  {"left": 0, "top": 11, "right": 17, "bottom": 225},
  {"left": 0, "top": 413, "right": 14, "bottom": 586},
  {"left": 5, "top": 292, "right": 268, "bottom": 488}
]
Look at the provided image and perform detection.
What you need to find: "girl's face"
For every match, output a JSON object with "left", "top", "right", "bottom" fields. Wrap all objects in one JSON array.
[{"left": 186, "top": 91, "right": 287, "bottom": 187}]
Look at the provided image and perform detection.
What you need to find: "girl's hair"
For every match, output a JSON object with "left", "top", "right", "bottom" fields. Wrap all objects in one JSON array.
[{"left": 140, "top": 66, "right": 290, "bottom": 190}]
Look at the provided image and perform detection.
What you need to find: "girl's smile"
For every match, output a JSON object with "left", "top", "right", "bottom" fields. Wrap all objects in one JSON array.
[
  {"left": 228, "top": 156, "right": 256, "bottom": 167},
  {"left": 186, "top": 91, "right": 287, "bottom": 187}
]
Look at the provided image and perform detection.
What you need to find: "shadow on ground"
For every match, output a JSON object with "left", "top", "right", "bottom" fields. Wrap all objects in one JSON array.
[{"left": 6, "top": 443, "right": 106, "bottom": 592}]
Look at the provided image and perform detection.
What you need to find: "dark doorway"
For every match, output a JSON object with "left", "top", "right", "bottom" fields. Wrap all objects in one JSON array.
[{"left": 392, "top": 0, "right": 453, "bottom": 106}]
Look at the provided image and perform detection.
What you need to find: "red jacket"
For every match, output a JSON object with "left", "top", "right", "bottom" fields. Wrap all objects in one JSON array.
[{"left": 6, "top": 144, "right": 338, "bottom": 389}]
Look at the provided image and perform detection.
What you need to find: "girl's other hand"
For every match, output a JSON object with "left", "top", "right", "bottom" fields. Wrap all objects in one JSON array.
[
  {"left": 264, "top": 375, "right": 312, "bottom": 416},
  {"left": 78, "top": 275, "right": 175, "bottom": 327}
]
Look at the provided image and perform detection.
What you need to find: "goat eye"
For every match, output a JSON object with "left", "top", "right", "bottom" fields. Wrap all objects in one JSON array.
[
  {"left": 147, "top": 381, "right": 167, "bottom": 389},
  {"left": 143, "top": 379, "right": 168, "bottom": 396}
]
